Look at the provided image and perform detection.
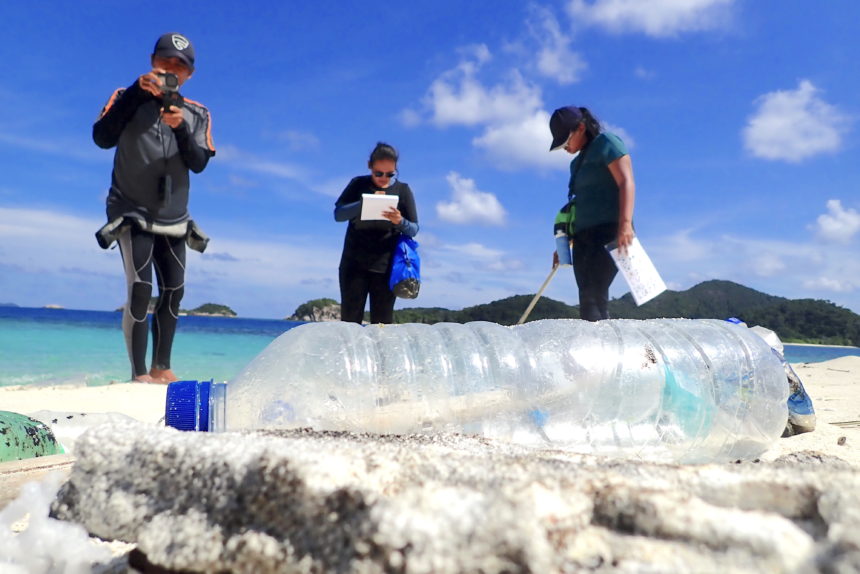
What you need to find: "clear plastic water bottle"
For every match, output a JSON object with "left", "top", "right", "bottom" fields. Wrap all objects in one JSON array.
[
  {"left": 554, "top": 231, "right": 573, "bottom": 266},
  {"left": 165, "top": 319, "right": 789, "bottom": 463}
]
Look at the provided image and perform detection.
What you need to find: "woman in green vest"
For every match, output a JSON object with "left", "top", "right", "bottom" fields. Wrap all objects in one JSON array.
[{"left": 549, "top": 106, "right": 636, "bottom": 321}]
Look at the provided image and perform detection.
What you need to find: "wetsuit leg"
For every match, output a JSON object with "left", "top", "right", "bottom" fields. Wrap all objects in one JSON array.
[
  {"left": 572, "top": 223, "right": 618, "bottom": 322},
  {"left": 150, "top": 234, "right": 186, "bottom": 371},
  {"left": 339, "top": 265, "right": 370, "bottom": 324},
  {"left": 368, "top": 271, "right": 396, "bottom": 324},
  {"left": 118, "top": 229, "right": 155, "bottom": 378}
]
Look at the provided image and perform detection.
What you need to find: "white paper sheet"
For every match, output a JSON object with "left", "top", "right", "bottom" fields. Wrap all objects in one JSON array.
[
  {"left": 606, "top": 236, "right": 666, "bottom": 306},
  {"left": 360, "top": 194, "right": 399, "bottom": 221}
]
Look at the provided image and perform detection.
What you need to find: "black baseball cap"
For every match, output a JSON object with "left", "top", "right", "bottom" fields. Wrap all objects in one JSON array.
[
  {"left": 549, "top": 106, "right": 583, "bottom": 151},
  {"left": 152, "top": 33, "right": 195, "bottom": 71}
]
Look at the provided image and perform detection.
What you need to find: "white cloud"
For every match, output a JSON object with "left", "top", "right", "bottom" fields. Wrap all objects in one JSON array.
[
  {"left": 743, "top": 80, "right": 849, "bottom": 163},
  {"left": 650, "top": 228, "right": 711, "bottom": 262},
  {"left": 747, "top": 253, "right": 786, "bottom": 277},
  {"left": 239, "top": 158, "right": 305, "bottom": 180},
  {"left": 425, "top": 62, "right": 543, "bottom": 128},
  {"left": 436, "top": 172, "right": 507, "bottom": 226},
  {"left": 472, "top": 110, "right": 575, "bottom": 170},
  {"left": 405, "top": 30, "right": 626, "bottom": 171},
  {"left": 528, "top": 7, "right": 587, "bottom": 85},
  {"left": 644, "top": 228, "right": 860, "bottom": 312},
  {"left": 812, "top": 199, "right": 860, "bottom": 243},
  {"left": 0, "top": 207, "right": 103, "bottom": 255},
  {"left": 445, "top": 241, "right": 505, "bottom": 259},
  {"left": 601, "top": 122, "right": 635, "bottom": 149},
  {"left": 3, "top": 204, "right": 859, "bottom": 317},
  {"left": 309, "top": 175, "right": 353, "bottom": 198},
  {"left": 459, "top": 43, "right": 493, "bottom": 66},
  {"left": 802, "top": 276, "right": 857, "bottom": 293},
  {"left": 435, "top": 240, "right": 525, "bottom": 274},
  {"left": 0, "top": 132, "right": 105, "bottom": 163},
  {"left": 568, "top": 0, "right": 735, "bottom": 37},
  {"left": 398, "top": 108, "right": 422, "bottom": 128},
  {"left": 0, "top": 205, "right": 343, "bottom": 317},
  {"left": 227, "top": 174, "right": 258, "bottom": 189},
  {"left": 217, "top": 144, "right": 319, "bottom": 197},
  {"left": 403, "top": 21, "right": 583, "bottom": 171},
  {"left": 278, "top": 130, "right": 320, "bottom": 151}
]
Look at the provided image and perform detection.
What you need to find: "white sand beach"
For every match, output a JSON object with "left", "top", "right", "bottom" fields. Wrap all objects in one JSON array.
[
  {"left": 0, "top": 381, "right": 168, "bottom": 425},
  {"left": 760, "top": 356, "right": 860, "bottom": 466}
]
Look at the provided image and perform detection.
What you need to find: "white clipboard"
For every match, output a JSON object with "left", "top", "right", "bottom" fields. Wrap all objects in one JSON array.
[
  {"left": 360, "top": 194, "right": 398, "bottom": 220},
  {"left": 606, "top": 236, "right": 666, "bottom": 306}
]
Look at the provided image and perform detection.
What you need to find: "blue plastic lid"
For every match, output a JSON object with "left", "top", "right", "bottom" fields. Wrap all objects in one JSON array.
[{"left": 165, "top": 380, "right": 212, "bottom": 431}]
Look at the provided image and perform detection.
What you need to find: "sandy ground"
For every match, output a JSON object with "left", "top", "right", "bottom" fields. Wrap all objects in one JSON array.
[
  {"left": 0, "top": 381, "right": 168, "bottom": 426},
  {"left": 760, "top": 356, "right": 860, "bottom": 466}
]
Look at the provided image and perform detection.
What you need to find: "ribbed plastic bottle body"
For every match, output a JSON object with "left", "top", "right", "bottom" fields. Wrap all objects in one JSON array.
[{"left": 224, "top": 318, "right": 788, "bottom": 463}]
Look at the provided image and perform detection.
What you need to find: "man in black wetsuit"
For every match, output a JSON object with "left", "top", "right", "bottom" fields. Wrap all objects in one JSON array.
[{"left": 93, "top": 33, "right": 215, "bottom": 383}]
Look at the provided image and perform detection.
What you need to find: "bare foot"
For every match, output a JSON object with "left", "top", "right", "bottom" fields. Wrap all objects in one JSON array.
[
  {"left": 149, "top": 368, "right": 178, "bottom": 384},
  {"left": 133, "top": 374, "right": 156, "bottom": 383}
]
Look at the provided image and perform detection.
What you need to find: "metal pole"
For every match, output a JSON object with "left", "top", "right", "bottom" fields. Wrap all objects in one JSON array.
[{"left": 516, "top": 264, "right": 560, "bottom": 325}]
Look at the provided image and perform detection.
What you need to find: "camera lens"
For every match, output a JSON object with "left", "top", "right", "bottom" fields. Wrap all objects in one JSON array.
[{"left": 158, "top": 72, "right": 179, "bottom": 91}]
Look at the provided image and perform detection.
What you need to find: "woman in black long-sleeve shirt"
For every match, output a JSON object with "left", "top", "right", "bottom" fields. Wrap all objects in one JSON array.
[{"left": 334, "top": 142, "right": 419, "bottom": 324}]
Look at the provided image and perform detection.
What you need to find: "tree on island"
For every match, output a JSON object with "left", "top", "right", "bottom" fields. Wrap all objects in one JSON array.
[
  {"left": 288, "top": 298, "right": 340, "bottom": 322},
  {"left": 185, "top": 303, "right": 237, "bottom": 317}
]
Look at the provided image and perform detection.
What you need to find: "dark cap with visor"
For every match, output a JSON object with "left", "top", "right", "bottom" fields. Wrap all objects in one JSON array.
[
  {"left": 153, "top": 33, "right": 195, "bottom": 71},
  {"left": 549, "top": 106, "right": 583, "bottom": 151}
]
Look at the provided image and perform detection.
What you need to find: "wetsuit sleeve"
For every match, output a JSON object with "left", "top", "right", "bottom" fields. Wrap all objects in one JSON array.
[
  {"left": 92, "top": 81, "right": 153, "bottom": 149},
  {"left": 396, "top": 184, "right": 419, "bottom": 237},
  {"left": 334, "top": 201, "right": 360, "bottom": 222},
  {"left": 396, "top": 218, "right": 419, "bottom": 237},
  {"left": 172, "top": 122, "right": 212, "bottom": 174},
  {"left": 334, "top": 177, "right": 363, "bottom": 221}
]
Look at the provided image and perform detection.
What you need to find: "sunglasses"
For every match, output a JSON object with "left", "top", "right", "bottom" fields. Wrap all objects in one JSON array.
[{"left": 373, "top": 171, "right": 396, "bottom": 178}]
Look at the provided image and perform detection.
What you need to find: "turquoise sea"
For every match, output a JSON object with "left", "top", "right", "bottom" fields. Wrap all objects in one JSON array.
[
  {"left": 1, "top": 306, "right": 859, "bottom": 388},
  {"left": 0, "top": 306, "right": 304, "bottom": 387}
]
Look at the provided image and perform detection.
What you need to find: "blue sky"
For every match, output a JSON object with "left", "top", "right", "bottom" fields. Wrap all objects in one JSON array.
[{"left": 1, "top": 1, "right": 859, "bottom": 319}]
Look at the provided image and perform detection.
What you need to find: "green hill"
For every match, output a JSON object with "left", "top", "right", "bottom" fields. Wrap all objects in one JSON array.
[
  {"left": 606, "top": 280, "right": 784, "bottom": 319},
  {"left": 389, "top": 279, "right": 860, "bottom": 345}
]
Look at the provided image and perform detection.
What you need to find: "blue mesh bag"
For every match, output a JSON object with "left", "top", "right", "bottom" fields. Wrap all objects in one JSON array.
[{"left": 390, "top": 236, "right": 420, "bottom": 299}]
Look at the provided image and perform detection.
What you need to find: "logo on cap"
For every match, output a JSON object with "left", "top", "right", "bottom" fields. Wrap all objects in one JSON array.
[{"left": 171, "top": 34, "right": 190, "bottom": 51}]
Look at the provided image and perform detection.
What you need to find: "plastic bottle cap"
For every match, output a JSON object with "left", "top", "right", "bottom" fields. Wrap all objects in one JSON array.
[{"left": 165, "top": 380, "right": 212, "bottom": 431}]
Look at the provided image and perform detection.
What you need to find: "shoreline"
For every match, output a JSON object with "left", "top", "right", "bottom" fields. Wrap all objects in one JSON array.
[{"left": 784, "top": 342, "right": 860, "bottom": 349}]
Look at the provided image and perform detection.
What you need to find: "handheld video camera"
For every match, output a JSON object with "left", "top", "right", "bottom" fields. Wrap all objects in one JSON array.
[{"left": 157, "top": 72, "right": 184, "bottom": 112}]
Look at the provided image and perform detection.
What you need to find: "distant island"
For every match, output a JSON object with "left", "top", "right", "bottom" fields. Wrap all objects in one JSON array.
[
  {"left": 183, "top": 303, "right": 237, "bottom": 318},
  {"left": 286, "top": 298, "right": 340, "bottom": 322},
  {"left": 289, "top": 280, "right": 860, "bottom": 346}
]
